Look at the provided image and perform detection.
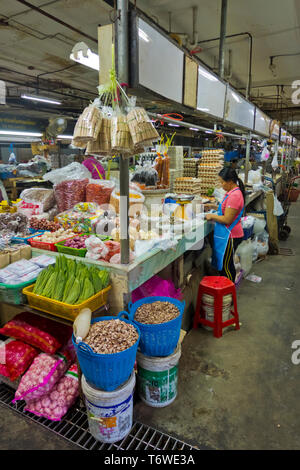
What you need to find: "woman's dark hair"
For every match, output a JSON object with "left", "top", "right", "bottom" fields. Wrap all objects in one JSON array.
[{"left": 218, "top": 167, "right": 246, "bottom": 203}]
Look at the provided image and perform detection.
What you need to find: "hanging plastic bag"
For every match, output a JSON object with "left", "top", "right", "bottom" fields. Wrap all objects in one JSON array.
[
  {"left": 72, "top": 105, "right": 103, "bottom": 147},
  {"left": 126, "top": 96, "right": 159, "bottom": 147},
  {"left": 260, "top": 146, "right": 270, "bottom": 162},
  {"left": 271, "top": 152, "right": 279, "bottom": 170},
  {"left": 273, "top": 195, "right": 284, "bottom": 216},
  {"left": 252, "top": 237, "right": 258, "bottom": 262}
]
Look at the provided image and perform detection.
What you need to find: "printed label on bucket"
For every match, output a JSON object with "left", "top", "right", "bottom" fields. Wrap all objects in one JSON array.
[
  {"left": 85, "top": 394, "right": 133, "bottom": 443},
  {"left": 137, "top": 365, "right": 178, "bottom": 405}
]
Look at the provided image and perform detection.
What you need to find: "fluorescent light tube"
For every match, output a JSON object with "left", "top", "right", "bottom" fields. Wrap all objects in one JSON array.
[
  {"left": 198, "top": 67, "right": 218, "bottom": 82},
  {"left": 168, "top": 123, "right": 180, "bottom": 127},
  {"left": 0, "top": 131, "right": 42, "bottom": 137},
  {"left": 70, "top": 49, "right": 99, "bottom": 71},
  {"left": 231, "top": 92, "right": 241, "bottom": 103},
  {"left": 21, "top": 94, "right": 61, "bottom": 105},
  {"left": 138, "top": 28, "right": 150, "bottom": 42},
  {"left": 198, "top": 108, "right": 210, "bottom": 112},
  {"left": 205, "top": 130, "right": 213, "bottom": 134},
  {"left": 189, "top": 127, "right": 199, "bottom": 131},
  {"left": 57, "top": 135, "right": 73, "bottom": 139}
]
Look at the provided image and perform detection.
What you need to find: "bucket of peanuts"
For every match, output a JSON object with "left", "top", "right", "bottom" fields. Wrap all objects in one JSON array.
[
  {"left": 72, "top": 313, "right": 140, "bottom": 391},
  {"left": 126, "top": 296, "right": 185, "bottom": 357}
]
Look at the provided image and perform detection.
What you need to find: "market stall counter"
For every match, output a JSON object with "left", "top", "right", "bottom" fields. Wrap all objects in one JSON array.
[{"left": 27, "top": 218, "right": 213, "bottom": 325}]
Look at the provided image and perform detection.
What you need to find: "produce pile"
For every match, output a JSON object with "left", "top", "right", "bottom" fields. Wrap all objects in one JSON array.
[
  {"left": 32, "top": 229, "right": 76, "bottom": 244},
  {"left": 134, "top": 301, "right": 180, "bottom": 324},
  {"left": 84, "top": 319, "right": 139, "bottom": 354},
  {"left": 30, "top": 217, "right": 60, "bottom": 232},
  {"left": 63, "top": 235, "right": 90, "bottom": 250},
  {"left": 33, "top": 255, "right": 110, "bottom": 305}
]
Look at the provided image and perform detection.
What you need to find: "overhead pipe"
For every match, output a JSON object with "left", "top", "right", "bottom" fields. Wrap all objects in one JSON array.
[
  {"left": 198, "top": 32, "right": 253, "bottom": 99},
  {"left": 218, "top": 0, "right": 228, "bottom": 79},
  {"left": 15, "top": 0, "right": 98, "bottom": 44}
]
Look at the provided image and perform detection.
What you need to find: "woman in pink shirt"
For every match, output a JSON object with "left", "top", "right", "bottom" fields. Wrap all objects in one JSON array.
[{"left": 205, "top": 168, "right": 245, "bottom": 282}]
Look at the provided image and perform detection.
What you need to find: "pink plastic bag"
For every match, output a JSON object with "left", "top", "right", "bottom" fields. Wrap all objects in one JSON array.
[
  {"left": 24, "top": 363, "right": 79, "bottom": 421},
  {"left": 132, "top": 275, "right": 183, "bottom": 302},
  {"left": 0, "top": 339, "right": 38, "bottom": 382},
  {"left": 13, "top": 340, "right": 76, "bottom": 403}
]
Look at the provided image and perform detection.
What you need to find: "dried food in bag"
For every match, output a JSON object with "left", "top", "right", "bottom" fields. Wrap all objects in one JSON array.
[
  {"left": 127, "top": 106, "right": 159, "bottom": 146},
  {"left": 0, "top": 312, "right": 73, "bottom": 355},
  {"left": 72, "top": 105, "right": 102, "bottom": 144},
  {"left": 86, "top": 180, "right": 115, "bottom": 206},
  {"left": 111, "top": 114, "right": 133, "bottom": 154},
  {"left": 19, "top": 188, "right": 55, "bottom": 212},
  {"left": 0, "top": 339, "right": 39, "bottom": 382},
  {"left": 13, "top": 340, "right": 76, "bottom": 403},
  {"left": 86, "top": 117, "right": 112, "bottom": 155},
  {"left": 54, "top": 179, "right": 89, "bottom": 212},
  {"left": 24, "top": 363, "right": 79, "bottom": 421}
]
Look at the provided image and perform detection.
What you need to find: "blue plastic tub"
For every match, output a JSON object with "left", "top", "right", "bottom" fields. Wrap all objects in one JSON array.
[
  {"left": 72, "top": 313, "right": 140, "bottom": 391},
  {"left": 127, "top": 296, "right": 185, "bottom": 357}
]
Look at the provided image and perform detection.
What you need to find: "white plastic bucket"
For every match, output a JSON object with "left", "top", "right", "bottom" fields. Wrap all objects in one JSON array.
[
  {"left": 136, "top": 345, "right": 181, "bottom": 408},
  {"left": 81, "top": 370, "right": 135, "bottom": 444}
]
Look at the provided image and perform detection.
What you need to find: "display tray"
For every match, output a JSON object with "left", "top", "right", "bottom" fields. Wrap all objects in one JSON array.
[
  {"left": 29, "top": 235, "right": 75, "bottom": 252},
  {"left": 22, "top": 284, "right": 112, "bottom": 322},
  {"left": 55, "top": 234, "right": 111, "bottom": 258}
]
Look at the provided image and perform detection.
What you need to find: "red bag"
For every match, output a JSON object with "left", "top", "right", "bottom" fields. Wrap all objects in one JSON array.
[
  {"left": 0, "top": 339, "right": 38, "bottom": 382},
  {"left": 0, "top": 312, "right": 73, "bottom": 355}
]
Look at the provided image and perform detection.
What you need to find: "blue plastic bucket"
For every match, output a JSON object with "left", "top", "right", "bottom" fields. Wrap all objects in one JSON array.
[
  {"left": 126, "top": 296, "right": 185, "bottom": 357},
  {"left": 72, "top": 313, "right": 140, "bottom": 391}
]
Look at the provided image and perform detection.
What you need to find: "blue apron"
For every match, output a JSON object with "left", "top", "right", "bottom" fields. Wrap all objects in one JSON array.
[{"left": 211, "top": 189, "right": 244, "bottom": 272}]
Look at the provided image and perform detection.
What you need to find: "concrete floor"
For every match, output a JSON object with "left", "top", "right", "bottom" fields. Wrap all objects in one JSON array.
[{"left": 0, "top": 201, "right": 299, "bottom": 450}]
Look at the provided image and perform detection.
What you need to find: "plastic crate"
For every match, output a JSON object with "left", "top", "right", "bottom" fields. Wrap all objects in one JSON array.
[
  {"left": 29, "top": 228, "right": 47, "bottom": 234},
  {"left": 0, "top": 171, "right": 15, "bottom": 179},
  {"left": 72, "top": 313, "right": 140, "bottom": 391},
  {"left": 0, "top": 278, "right": 38, "bottom": 305},
  {"left": 11, "top": 232, "right": 45, "bottom": 244},
  {"left": 126, "top": 296, "right": 185, "bottom": 357},
  {"left": 22, "top": 284, "right": 111, "bottom": 322},
  {"left": 29, "top": 235, "right": 75, "bottom": 252},
  {"left": 55, "top": 234, "right": 111, "bottom": 258}
]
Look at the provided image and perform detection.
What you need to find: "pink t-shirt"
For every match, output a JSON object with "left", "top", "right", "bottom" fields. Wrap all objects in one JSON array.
[{"left": 221, "top": 188, "right": 244, "bottom": 238}]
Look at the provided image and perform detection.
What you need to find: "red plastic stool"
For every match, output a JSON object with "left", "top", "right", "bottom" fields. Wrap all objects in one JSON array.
[{"left": 193, "top": 276, "right": 240, "bottom": 338}]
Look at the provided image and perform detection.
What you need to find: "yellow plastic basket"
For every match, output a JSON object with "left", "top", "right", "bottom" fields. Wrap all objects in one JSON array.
[{"left": 22, "top": 284, "right": 111, "bottom": 322}]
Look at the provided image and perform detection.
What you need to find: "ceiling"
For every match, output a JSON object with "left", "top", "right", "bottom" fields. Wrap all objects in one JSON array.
[{"left": 0, "top": 0, "right": 299, "bottom": 135}]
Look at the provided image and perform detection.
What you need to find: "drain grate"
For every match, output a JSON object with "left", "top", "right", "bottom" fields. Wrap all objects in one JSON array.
[
  {"left": 278, "top": 247, "right": 295, "bottom": 256},
  {"left": 0, "top": 382, "right": 196, "bottom": 451}
]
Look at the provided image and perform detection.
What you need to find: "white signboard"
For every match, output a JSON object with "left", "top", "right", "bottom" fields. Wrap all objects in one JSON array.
[
  {"left": 224, "top": 87, "right": 255, "bottom": 130},
  {"left": 196, "top": 64, "right": 226, "bottom": 119},
  {"left": 254, "top": 108, "right": 271, "bottom": 137},
  {"left": 138, "top": 18, "right": 184, "bottom": 103}
]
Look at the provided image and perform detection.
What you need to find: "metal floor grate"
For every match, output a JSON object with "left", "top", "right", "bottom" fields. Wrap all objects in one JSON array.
[
  {"left": 0, "top": 382, "right": 196, "bottom": 451},
  {"left": 278, "top": 247, "right": 295, "bottom": 256}
]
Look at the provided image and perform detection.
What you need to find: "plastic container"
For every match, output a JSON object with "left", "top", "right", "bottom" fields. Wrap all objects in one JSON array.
[
  {"left": 126, "top": 297, "right": 185, "bottom": 357},
  {"left": 136, "top": 345, "right": 181, "bottom": 408},
  {"left": 22, "top": 284, "right": 111, "bottom": 322},
  {"left": 55, "top": 234, "right": 110, "bottom": 258},
  {"left": 0, "top": 279, "right": 38, "bottom": 305},
  {"left": 236, "top": 240, "right": 253, "bottom": 277},
  {"left": 72, "top": 313, "right": 140, "bottom": 391},
  {"left": 11, "top": 232, "right": 44, "bottom": 244},
  {"left": 29, "top": 235, "right": 75, "bottom": 252},
  {"left": 82, "top": 370, "right": 135, "bottom": 444}
]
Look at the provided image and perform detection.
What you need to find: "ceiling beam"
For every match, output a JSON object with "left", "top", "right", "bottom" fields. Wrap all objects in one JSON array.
[{"left": 15, "top": 0, "right": 98, "bottom": 43}]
